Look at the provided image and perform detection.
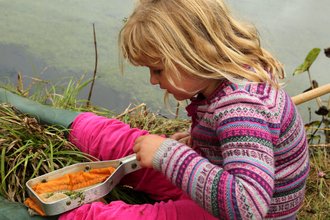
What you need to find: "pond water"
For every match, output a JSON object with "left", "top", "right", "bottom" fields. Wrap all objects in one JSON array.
[{"left": 0, "top": 0, "right": 329, "bottom": 122}]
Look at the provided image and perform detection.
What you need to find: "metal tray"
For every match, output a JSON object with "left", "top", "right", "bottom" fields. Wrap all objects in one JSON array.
[{"left": 26, "top": 154, "right": 141, "bottom": 216}]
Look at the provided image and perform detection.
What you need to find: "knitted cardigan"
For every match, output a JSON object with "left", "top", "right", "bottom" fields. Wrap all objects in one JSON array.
[{"left": 153, "top": 79, "right": 310, "bottom": 219}]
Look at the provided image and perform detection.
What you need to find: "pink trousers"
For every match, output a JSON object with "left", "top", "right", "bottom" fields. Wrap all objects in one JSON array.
[{"left": 59, "top": 113, "right": 217, "bottom": 220}]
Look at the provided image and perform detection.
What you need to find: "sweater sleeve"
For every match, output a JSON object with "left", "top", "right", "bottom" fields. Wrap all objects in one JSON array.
[{"left": 153, "top": 95, "right": 276, "bottom": 219}]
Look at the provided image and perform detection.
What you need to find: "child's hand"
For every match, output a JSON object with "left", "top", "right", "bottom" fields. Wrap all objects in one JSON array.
[
  {"left": 170, "top": 132, "right": 193, "bottom": 148},
  {"left": 133, "top": 135, "right": 167, "bottom": 168}
]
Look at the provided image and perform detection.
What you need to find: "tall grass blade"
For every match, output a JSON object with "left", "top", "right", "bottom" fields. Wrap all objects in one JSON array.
[{"left": 1, "top": 146, "right": 7, "bottom": 192}]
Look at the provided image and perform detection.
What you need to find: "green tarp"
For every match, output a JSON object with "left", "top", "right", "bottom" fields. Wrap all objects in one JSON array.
[{"left": 0, "top": 196, "right": 59, "bottom": 220}]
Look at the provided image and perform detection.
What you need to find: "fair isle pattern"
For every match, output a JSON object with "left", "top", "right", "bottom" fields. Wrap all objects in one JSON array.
[{"left": 155, "top": 77, "right": 309, "bottom": 219}]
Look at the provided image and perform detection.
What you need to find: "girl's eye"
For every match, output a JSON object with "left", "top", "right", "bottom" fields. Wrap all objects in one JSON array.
[{"left": 153, "top": 69, "right": 162, "bottom": 74}]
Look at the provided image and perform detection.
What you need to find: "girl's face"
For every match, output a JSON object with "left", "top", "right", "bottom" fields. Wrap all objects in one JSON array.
[{"left": 146, "top": 61, "right": 219, "bottom": 101}]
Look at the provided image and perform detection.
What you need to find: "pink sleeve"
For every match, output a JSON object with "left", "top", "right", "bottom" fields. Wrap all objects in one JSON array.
[
  {"left": 69, "top": 112, "right": 150, "bottom": 161},
  {"left": 59, "top": 195, "right": 217, "bottom": 220}
]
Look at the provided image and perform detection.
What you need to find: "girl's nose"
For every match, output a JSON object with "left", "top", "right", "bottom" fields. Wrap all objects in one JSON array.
[{"left": 149, "top": 71, "right": 159, "bottom": 85}]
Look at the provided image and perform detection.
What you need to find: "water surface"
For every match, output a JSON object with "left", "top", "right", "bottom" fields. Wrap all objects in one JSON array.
[{"left": 1, "top": 0, "right": 329, "bottom": 121}]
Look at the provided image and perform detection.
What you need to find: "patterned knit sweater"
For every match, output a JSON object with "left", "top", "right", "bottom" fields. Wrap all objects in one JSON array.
[{"left": 153, "top": 79, "right": 310, "bottom": 219}]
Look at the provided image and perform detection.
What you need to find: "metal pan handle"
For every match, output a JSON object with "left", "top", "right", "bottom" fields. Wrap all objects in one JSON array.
[{"left": 117, "top": 153, "right": 142, "bottom": 176}]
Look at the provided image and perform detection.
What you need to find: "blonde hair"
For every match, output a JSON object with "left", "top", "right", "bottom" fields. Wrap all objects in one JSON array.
[{"left": 119, "top": 0, "right": 285, "bottom": 100}]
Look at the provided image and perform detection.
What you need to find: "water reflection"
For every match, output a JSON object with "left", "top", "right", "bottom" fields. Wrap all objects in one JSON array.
[{"left": 0, "top": 0, "right": 329, "bottom": 121}]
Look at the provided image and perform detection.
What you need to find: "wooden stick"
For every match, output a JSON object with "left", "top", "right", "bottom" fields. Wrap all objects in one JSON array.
[
  {"left": 308, "top": 143, "right": 330, "bottom": 148},
  {"left": 115, "top": 103, "right": 146, "bottom": 119},
  {"left": 87, "top": 23, "right": 98, "bottom": 108},
  {"left": 175, "top": 102, "right": 180, "bottom": 119},
  {"left": 291, "top": 83, "right": 330, "bottom": 105}
]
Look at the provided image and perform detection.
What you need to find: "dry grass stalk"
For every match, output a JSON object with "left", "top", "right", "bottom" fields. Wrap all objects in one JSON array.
[{"left": 116, "top": 103, "right": 191, "bottom": 136}]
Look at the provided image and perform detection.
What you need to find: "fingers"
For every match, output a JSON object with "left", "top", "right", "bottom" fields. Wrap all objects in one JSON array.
[
  {"left": 170, "top": 132, "right": 190, "bottom": 140},
  {"left": 135, "top": 152, "right": 141, "bottom": 161},
  {"left": 133, "top": 137, "right": 142, "bottom": 164},
  {"left": 169, "top": 132, "right": 193, "bottom": 147},
  {"left": 169, "top": 132, "right": 181, "bottom": 140},
  {"left": 133, "top": 135, "right": 152, "bottom": 168},
  {"left": 133, "top": 140, "right": 143, "bottom": 167},
  {"left": 178, "top": 136, "right": 190, "bottom": 143},
  {"left": 133, "top": 135, "right": 166, "bottom": 168},
  {"left": 187, "top": 138, "right": 193, "bottom": 148},
  {"left": 133, "top": 135, "right": 144, "bottom": 153}
]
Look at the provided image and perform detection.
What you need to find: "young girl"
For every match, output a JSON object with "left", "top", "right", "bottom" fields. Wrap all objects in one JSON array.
[
  {"left": 1, "top": 0, "right": 309, "bottom": 219},
  {"left": 121, "top": 0, "right": 309, "bottom": 219}
]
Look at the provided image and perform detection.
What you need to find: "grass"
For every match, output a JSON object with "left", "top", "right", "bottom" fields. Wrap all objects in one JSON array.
[
  {"left": 297, "top": 144, "right": 330, "bottom": 219},
  {"left": 0, "top": 73, "right": 190, "bottom": 206},
  {"left": 0, "top": 103, "right": 98, "bottom": 203},
  {"left": 0, "top": 73, "right": 329, "bottom": 219}
]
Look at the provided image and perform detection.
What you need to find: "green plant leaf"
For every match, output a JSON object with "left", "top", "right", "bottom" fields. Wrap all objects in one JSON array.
[
  {"left": 311, "top": 120, "right": 322, "bottom": 127},
  {"left": 293, "top": 48, "right": 321, "bottom": 75},
  {"left": 306, "top": 134, "right": 321, "bottom": 140}
]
